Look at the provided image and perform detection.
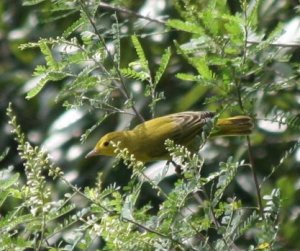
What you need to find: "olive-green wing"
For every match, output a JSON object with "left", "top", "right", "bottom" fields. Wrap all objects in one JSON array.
[
  {"left": 132, "top": 111, "right": 215, "bottom": 160},
  {"left": 167, "top": 111, "right": 215, "bottom": 145}
]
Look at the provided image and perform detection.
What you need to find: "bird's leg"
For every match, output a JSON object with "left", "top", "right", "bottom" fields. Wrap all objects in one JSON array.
[{"left": 169, "top": 160, "right": 183, "bottom": 176}]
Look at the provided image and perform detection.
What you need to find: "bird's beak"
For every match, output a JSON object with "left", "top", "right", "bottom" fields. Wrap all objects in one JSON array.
[{"left": 85, "top": 149, "right": 98, "bottom": 158}]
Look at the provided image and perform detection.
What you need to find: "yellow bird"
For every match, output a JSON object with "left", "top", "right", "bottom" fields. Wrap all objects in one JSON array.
[{"left": 86, "top": 111, "right": 253, "bottom": 162}]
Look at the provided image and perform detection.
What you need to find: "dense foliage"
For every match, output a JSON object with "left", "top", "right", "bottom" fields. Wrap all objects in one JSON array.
[{"left": 1, "top": 0, "right": 300, "bottom": 250}]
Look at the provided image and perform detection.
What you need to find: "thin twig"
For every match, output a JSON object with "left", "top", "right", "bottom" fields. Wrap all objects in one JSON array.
[
  {"left": 235, "top": 82, "right": 264, "bottom": 218},
  {"left": 139, "top": 169, "right": 169, "bottom": 198},
  {"left": 247, "top": 40, "right": 300, "bottom": 48},
  {"left": 99, "top": 2, "right": 166, "bottom": 25},
  {"left": 246, "top": 137, "right": 264, "bottom": 217},
  {"left": 123, "top": 218, "right": 168, "bottom": 238},
  {"left": 234, "top": 1, "right": 264, "bottom": 219}
]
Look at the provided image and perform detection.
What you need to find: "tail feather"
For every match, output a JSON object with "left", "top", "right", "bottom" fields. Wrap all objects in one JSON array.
[{"left": 210, "top": 116, "right": 253, "bottom": 137}]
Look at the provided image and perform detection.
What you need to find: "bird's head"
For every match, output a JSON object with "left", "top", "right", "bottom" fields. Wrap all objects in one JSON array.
[{"left": 85, "top": 131, "right": 126, "bottom": 158}]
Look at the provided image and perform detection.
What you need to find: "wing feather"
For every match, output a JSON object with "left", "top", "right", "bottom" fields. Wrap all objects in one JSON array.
[
  {"left": 168, "top": 111, "right": 215, "bottom": 144},
  {"left": 132, "top": 111, "right": 215, "bottom": 160}
]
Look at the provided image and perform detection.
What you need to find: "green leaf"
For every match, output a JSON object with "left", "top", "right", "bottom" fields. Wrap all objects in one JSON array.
[
  {"left": 200, "top": 10, "right": 220, "bottom": 35},
  {"left": 63, "top": 16, "right": 85, "bottom": 37},
  {"left": 26, "top": 75, "right": 48, "bottom": 99},
  {"left": 39, "top": 42, "right": 59, "bottom": 70},
  {"left": 121, "top": 68, "right": 148, "bottom": 81},
  {"left": 224, "top": 20, "right": 243, "bottom": 44},
  {"left": 247, "top": 0, "right": 260, "bottom": 27},
  {"left": 112, "top": 14, "right": 121, "bottom": 67},
  {"left": 191, "top": 57, "right": 214, "bottom": 80},
  {"left": 47, "top": 71, "right": 68, "bottom": 81},
  {"left": 0, "top": 191, "right": 9, "bottom": 208},
  {"left": 33, "top": 65, "right": 47, "bottom": 76},
  {"left": 0, "top": 173, "right": 19, "bottom": 190},
  {"left": 80, "top": 113, "right": 110, "bottom": 143},
  {"left": 176, "top": 73, "right": 199, "bottom": 81},
  {"left": 154, "top": 47, "right": 171, "bottom": 85},
  {"left": 0, "top": 148, "right": 9, "bottom": 162},
  {"left": 22, "top": 0, "right": 46, "bottom": 5},
  {"left": 286, "top": 114, "right": 300, "bottom": 129},
  {"left": 233, "top": 211, "right": 258, "bottom": 240},
  {"left": 131, "top": 35, "right": 149, "bottom": 72},
  {"left": 213, "top": 158, "right": 241, "bottom": 206},
  {"left": 167, "top": 19, "right": 204, "bottom": 34},
  {"left": 121, "top": 195, "right": 134, "bottom": 220},
  {"left": 175, "top": 41, "right": 214, "bottom": 81}
]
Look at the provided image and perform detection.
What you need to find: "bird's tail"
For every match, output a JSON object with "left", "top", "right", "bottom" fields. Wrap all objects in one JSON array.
[{"left": 210, "top": 116, "right": 253, "bottom": 137}]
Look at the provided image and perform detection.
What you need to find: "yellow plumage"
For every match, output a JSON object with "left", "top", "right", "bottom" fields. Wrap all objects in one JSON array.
[{"left": 86, "top": 111, "right": 253, "bottom": 162}]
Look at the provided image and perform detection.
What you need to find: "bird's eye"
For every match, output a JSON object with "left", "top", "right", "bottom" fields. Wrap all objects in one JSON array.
[{"left": 103, "top": 141, "right": 109, "bottom": 147}]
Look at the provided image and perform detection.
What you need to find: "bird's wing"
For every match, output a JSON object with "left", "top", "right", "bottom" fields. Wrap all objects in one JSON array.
[
  {"left": 131, "top": 111, "right": 215, "bottom": 160},
  {"left": 133, "top": 111, "right": 215, "bottom": 145},
  {"left": 167, "top": 111, "right": 215, "bottom": 144}
]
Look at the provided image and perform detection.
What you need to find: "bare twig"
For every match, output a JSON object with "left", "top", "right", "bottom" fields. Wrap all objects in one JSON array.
[
  {"left": 247, "top": 40, "right": 300, "bottom": 48},
  {"left": 246, "top": 136, "right": 264, "bottom": 215},
  {"left": 99, "top": 2, "right": 166, "bottom": 25},
  {"left": 234, "top": 78, "right": 264, "bottom": 218},
  {"left": 234, "top": 1, "right": 264, "bottom": 219},
  {"left": 123, "top": 218, "right": 168, "bottom": 239}
]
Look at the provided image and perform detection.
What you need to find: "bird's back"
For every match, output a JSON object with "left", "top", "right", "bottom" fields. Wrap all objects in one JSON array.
[{"left": 130, "top": 111, "right": 215, "bottom": 161}]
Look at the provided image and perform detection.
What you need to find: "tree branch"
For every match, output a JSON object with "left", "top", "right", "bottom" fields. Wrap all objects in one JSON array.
[{"left": 99, "top": 2, "right": 166, "bottom": 25}]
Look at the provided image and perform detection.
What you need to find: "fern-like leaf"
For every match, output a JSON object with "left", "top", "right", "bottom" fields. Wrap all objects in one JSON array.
[
  {"left": 167, "top": 19, "right": 204, "bottom": 34},
  {"left": 112, "top": 14, "right": 121, "bottom": 68},
  {"left": 121, "top": 68, "right": 148, "bottom": 81},
  {"left": 154, "top": 47, "right": 171, "bottom": 85},
  {"left": 131, "top": 35, "right": 149, "bottom": 72},
  {"left": 39, "top": 41, "right": 59, "bottom": 70},
  {"left": 176, "top": 73, "right": 200, "bottom": 81},
  {"left": 191, "top": 57, "right": 214, "bottom": 80},
  {"left": 26, "top": 75, "right": 49, "bottom": 99},
  {"left": 286, "top": 113, "right": 300, "bottom": 129},
  {"left": 263, "top": 140, "right": 300, "bottom": 184},
  {"left": 23, "top": 0, "right": 46, "bottom": 6},
  {"left": 63, "top": 15, "right": 85, "bottom": 37},
  {"left": 213, "top": 157, "right": 241, "bottom": 206},
  {"left": 233, "top": 210, "right": 259, "bottom": 241}
]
